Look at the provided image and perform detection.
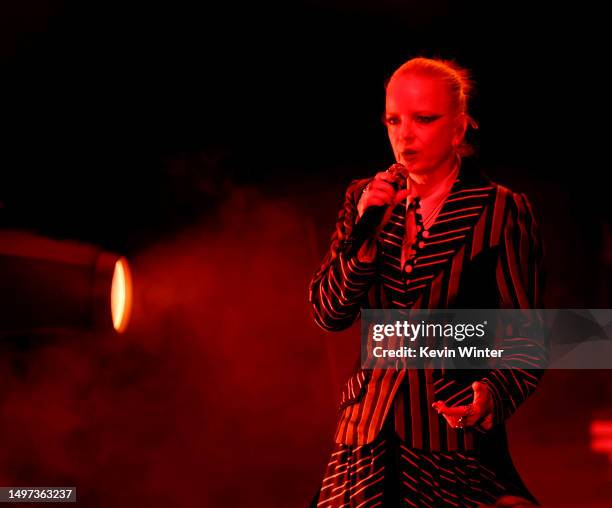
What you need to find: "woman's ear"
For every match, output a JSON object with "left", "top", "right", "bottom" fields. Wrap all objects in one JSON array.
[{"left": 452, "top": 113, "right": 468, "bottom": 148}]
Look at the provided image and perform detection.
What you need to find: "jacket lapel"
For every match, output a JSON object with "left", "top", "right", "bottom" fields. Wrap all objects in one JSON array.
[{"left": 377, "top": 165, "right": 496, "bottom": 308}]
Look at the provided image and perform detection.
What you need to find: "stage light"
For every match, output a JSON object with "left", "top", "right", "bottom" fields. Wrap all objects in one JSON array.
[
  {"left": 111, "top": 257, "right": 131, "bottom": 332},
  {"left": 0, "top": 230, "right": 133, "bottom": 334},
  {"left": 590, "top": 417, "right": 612, "bottom": 462}
]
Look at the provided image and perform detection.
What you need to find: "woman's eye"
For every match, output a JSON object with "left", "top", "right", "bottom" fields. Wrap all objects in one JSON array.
[
  {"left": 384, "top": 116, "right": 400, "bottom": 126},
  {"left": 415, "top": 115, "right": 439, "bottom": 124}
]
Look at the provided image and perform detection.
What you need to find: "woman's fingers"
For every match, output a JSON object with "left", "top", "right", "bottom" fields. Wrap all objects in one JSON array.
[
  {"left": 394, "top": 188, "right": 410, "bottom": 205},
  {"left": 370, "top": 178, "right": 397, "bottom": 199},
  {"left": 367, "top": 186, "right": 395, "bottom": 202},
  {"left": 357, "top": 172, "right": 405, "bottom": 217},
  {"left": 476, "top": 413, "right": 494, "bottom": 432},
  {"left": 431, "top": 381, "right": 496, "bottom": 430},
  {"left": 470, "top": 381, "right": 494, "bottom": 430},
  {"left": 472, "top": 381, "right": 493, "bottom": 410},
  {"left": 432, "top": 401, "right": 486, "bottom": 429},
  {"left": 432, "top": 401, "right": 464, "bottom": 416}
]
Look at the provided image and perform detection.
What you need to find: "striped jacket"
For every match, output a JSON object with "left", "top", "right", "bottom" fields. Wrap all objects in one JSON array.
[{"left": 309, "top": 162, "right": 546, "bottom": 452}]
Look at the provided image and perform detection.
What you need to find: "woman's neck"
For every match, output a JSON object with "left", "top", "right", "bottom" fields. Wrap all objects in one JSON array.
[{"left": 408, "top": 154, "right": 459, "bottom": 199}]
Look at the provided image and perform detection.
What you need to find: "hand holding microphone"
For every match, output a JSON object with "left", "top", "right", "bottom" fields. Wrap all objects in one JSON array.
[
  {"left": 347, "top": 163, "right": 411, "bottom": 261},
  {"left": 357, "top": 163, "right": 410, "bottom": 219}
]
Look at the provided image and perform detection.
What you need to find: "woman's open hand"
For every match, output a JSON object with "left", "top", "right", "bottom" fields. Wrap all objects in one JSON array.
[{"left": 432, "top": 381, "right": 495, "bottom": 432}]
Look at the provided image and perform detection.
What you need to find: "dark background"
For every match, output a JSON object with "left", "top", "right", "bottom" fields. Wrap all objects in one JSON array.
[{"left": 0, "top": 1, "right": 611, "bottom": 507}]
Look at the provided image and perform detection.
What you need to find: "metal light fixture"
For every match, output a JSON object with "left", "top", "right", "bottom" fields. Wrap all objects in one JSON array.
[{"left": 0, "top": 230, "right": 133, "bottom": 334}]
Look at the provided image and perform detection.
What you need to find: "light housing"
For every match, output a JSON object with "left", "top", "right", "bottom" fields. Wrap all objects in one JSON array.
[{"left": 0, "top": 230, "right": 133, "bottom": 334}]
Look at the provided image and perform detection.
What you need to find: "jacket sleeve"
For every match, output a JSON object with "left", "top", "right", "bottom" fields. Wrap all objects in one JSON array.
[
  {"left": 479, "top": 190, "right": 548, "bottom": 425},
  {"left": 308, "top": 178, "right": 378, "bottom": 332}
]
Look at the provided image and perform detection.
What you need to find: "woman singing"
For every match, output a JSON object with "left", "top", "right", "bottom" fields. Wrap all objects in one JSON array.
[{"left": 309, "top": 57, "right": 545, "bottom": 507}]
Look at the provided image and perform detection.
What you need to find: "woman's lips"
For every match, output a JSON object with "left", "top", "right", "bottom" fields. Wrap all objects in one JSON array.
[{"left": 401, "top": 150, "right": 418, "bottom": 158}]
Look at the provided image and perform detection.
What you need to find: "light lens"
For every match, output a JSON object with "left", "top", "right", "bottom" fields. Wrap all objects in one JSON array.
[{"left": 111, "top": 257, "right": 132, "bottom": 332}]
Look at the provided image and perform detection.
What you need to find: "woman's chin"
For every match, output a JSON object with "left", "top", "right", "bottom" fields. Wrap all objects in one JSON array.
[
  {"left": 398, "top": 158, "right": 419, "bottom": 173},
  {"left": 404, "top": 163, "right": 429, "bottom": 176}
]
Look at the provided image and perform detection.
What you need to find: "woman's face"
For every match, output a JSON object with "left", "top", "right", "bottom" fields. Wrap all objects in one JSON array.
[{"left": 385, "top": 73, "right": 465, "bottom": 175}]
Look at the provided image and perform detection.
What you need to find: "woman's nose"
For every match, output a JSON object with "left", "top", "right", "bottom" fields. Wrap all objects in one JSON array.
[{"left": 399, "top": 120, "right": 416, "bottom": 141}]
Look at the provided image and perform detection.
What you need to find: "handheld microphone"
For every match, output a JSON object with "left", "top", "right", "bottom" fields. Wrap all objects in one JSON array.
[{"left": 344, "top": 163, "right": 408, "bottom": 258}]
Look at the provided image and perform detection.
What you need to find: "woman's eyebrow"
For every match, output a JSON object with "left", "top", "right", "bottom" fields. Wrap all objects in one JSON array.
[{"left": 384, "top": 110, "right": 443, "bottom": 115}]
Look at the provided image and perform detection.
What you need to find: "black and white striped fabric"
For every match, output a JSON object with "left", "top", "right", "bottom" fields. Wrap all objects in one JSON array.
[{"left": 309, "top": 160, "right": 545, "bottom": 506}]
